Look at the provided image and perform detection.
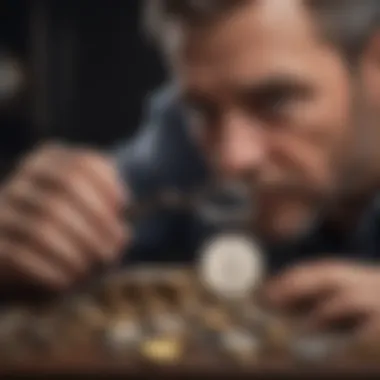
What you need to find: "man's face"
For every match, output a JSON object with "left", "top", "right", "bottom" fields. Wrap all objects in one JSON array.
[{"left": 172, "top": 0, "right": 374, "bottom": 243}]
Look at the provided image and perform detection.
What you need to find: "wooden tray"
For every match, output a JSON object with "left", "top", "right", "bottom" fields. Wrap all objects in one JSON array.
[{"left": 0, "top": 266, "right": 379, "bottom": 376}]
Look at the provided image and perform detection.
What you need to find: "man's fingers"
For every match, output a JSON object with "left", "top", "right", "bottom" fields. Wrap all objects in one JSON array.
[
  {"left": 74, "top": 151, "right": 128, "bottom": 211},
  {"left": 1, "top": 242, "right": 72, "bottom": 290},
  {"left": 0, "top": 143, "right": 132, "bottom": 289},
  {"left": 264, "top": 263, "right": 337, "bottom": 309},
  {"left": 305, "top": 293, "right": 367, "bottom": 332},
  {"left": 263, "top": 261, "right": 362, "bottom": 309},
  {"left": 55, "top": 172, "right": 126, "bottom": 247},
  {"left": 20, "top": 146, "right": 127, "bottom": 215},
  {"left": 55, "top": 203, "right": 129, "bottom": 264},
  {"left": 3, "top": 174, "right": 128, "bottom": 263},
  {"left": 31, "top": 150, "right": 127, "bottom": 253},
  {"left": 4, "top": 148, "right": 129, "bottom": 261},
  {"left": 1, "top": 177, "right": 47, "bottom": 213},
  {"left": 0, "top": 205, "right": 91, "bottom": 277}
]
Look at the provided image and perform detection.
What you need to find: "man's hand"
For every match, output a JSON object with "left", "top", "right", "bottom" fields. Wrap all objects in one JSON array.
[
  {"left": 0, "top": 143, "right": 129, "bottom": 290},
  {"left": 264, "top": 261, "right": 380, "bottom": 341}
]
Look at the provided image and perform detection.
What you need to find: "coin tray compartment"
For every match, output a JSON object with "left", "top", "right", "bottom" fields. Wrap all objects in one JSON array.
[{"left": 0, "top": 266, "right": 377, "bottom": 368}]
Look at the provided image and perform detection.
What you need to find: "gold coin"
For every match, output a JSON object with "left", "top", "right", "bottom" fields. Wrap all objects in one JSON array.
[{"left": 140, "top": 338, "right": 183, "bottom": 363}]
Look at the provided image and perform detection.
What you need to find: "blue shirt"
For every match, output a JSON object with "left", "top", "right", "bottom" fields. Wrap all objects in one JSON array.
[{"left": 115, "top": 86, "right": 380, "bottom": 273}]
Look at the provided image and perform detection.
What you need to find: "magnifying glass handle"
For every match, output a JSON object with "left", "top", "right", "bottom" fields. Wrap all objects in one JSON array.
[
  {"left": 123, "top": 187, "right": 208, "bottom": 222},
  {"left": 124, "top": 181, "right": 254, "bottom": 228}
]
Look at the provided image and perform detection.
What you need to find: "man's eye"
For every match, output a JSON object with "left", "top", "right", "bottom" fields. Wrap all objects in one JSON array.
[
  {"left": 188, "top": 107, "right": 205, "bottom": 124},
  {"left": 186, "top": 103, "right": 217, "bottom": 126},
  {"left": 255, "top": 93, "right": 292, "bottom": 120}
]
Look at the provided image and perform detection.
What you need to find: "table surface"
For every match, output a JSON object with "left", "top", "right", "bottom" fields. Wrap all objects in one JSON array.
[{"left": 2, "top": 355, "right": 380, "bottom": 376}]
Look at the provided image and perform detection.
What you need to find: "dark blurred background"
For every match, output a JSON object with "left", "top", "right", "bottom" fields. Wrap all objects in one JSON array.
[{"left": 0, "top": 0, "right": 165, "bottom": 175}]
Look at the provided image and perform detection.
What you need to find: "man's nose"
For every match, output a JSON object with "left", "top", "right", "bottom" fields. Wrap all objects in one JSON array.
[{"left": 216, "top": 116, "right": 265, "bottom": 181}]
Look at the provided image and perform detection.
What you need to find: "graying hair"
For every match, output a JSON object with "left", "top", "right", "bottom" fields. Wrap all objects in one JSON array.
[
  {"left": 143, "top": 0, "right": 380, "bottom": 63},
  {"left": 308, "top": 0, "right": 380, "bottom": 62}
]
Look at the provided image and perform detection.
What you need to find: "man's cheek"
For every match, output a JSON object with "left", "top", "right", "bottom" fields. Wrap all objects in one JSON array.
[
  {"left": 270, "top": 141, "right": 334, "bottom": 196},
  {"left": 254, "top": 195, "right": 319, "bottom": 241}
]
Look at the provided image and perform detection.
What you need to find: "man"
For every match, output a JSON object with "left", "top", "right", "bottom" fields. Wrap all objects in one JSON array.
[{"left": 1, "top": 0, "right": 380, "bottom": 339}]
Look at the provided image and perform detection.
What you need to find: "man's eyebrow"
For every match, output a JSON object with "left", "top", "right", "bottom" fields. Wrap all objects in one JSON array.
[
  {"left": 236, "top": 75, "right": 311, "bottom": 97},
  {"left": 179, "top": 76, "right": 311, "bottom": 106}
]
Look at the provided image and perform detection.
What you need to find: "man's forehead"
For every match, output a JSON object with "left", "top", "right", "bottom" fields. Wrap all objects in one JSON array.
[
  {"left": 176, "top": 0, "right": 321, "bottom": 65},
  {"left": 174, "top": 0, "right": 330, "bottom": 91}
]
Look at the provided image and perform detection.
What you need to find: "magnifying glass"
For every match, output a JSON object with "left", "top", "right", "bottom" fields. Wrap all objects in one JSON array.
[
  {"left": 123, "top": 180, "right": 266, "bottom": 301},
  {"left": 194, "top": 181, "right": 266, "bottom": 302}
]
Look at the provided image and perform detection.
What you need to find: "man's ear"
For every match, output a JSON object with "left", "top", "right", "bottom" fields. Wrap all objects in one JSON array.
[{"left": 360, "top": 31, "right": 380, "bottom": 108}]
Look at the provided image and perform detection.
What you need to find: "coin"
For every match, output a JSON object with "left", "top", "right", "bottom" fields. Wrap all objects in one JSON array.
[
  {"left": 199, "top": 234, "right": 265, "bottom": 299},
  {"left": 220, "top": 328, "right": 261, "bottom": 357},
  {"left": 140, "top": 338, "right": 183, "bottom": 364},
  {"left": 151, "top": 314, "right": 185, "bottom": 335},
  {"left": 104, "top": 320, "right": 142, "bottom": 352},
  {"left": 290, "top": 333, "right": 348, "bottom": 362}
]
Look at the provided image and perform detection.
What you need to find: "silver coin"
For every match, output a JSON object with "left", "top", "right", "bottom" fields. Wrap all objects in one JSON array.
[
  {"left": 199, "top": 233, "right": 265, "bottom": 299},
  {"left": 220, "top": 329, "right": 261, "bottom": 355},
  {"left": 152, "top": 314, "right": 185, "bottom": 335},
  {"left": 104, "top": 320, "right": 142, "bottom": 351},
  {"left": 291, "top": 333, "right": 348, "bottom": 362}
]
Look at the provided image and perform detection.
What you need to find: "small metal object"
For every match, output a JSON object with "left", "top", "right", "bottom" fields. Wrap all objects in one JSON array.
[
  {"left": 195, "top": 181, "right": 253, "bottom": 226},
  {"left": 220, "top": 328, "right": 261, "bottom": 362},
  {"left": 124, "top": 188, "right": 196, "bottom": 221},
  {"left": 104, "top": 319, "right": 143, "bottom": 352},
  {"left": 124, "top": 180, "right": 254, "bottom": 226},
  {"left": 151, "top": 313, "right": 185, "bottom": 335},
  {"left": 140, "top": 337, "right": 184, "bottom": 364},
  {"left": 290, "top": 333, "right": 349, "bottom": 363},
  {"left": 199, "top": 233, "right": 265, "bottom": 300}
]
